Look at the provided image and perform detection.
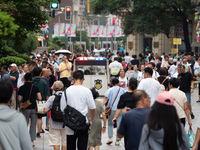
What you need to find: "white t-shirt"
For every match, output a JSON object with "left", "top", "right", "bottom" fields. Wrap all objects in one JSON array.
[
  {"left": 137, "top": 71, "right": 144, "bottom": 81},
  {"left": 124, "top": 56, "right": 132, "bottom": 64},
  {"left": 168, "top": 65, "right": 177, "bottom": 77},
  {"left": 137, "top": 78, "right": 161, "bottom": 106},
  {"left": 109, "top": 61, "right": 123, "bottom": 76},
  {"left": 17, "top": 71, "right": 25, "bottom": 88},
  {"left": 194, "top": 61, "right": 199, "bottom": 76},
  {"left": 152, "top": 70, "right": 159, "bottom": 79},
  {"left": 119, "top": 77, "right": 128, "bottom": 91},
  {"left": 169, "top": 88, "right": 187, "bottom": 119},
  {"left": 60, "top": 85, "right": 96, "bottom": 135}
]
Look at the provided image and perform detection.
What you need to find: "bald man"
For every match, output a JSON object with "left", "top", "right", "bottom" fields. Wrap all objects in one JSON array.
[{"left": 41, "top": 68, "right": 50, "bottom": 87}]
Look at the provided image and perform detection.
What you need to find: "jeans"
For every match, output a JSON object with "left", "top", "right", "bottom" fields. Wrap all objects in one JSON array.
[
  {"left": 185, "top": 92, "right": 191, "bottom": 104},
  {"left": 67, "top": 130, "right": 88, "bottom": 150},
  {"left": 108, "top": 110, "right": 122, "bottom": 141}
]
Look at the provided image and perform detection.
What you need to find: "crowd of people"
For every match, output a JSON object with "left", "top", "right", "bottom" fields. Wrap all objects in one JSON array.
[{"left": 0, "top": 49, "right": 200, "bottom": 150}]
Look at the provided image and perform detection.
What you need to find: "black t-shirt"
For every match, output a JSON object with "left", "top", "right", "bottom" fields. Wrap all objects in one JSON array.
[
  {"left": 131, "top": 59, "right": 139, "bottom": 66},
  {"left": 117, "top": 92, "right": 134, "bottom": 109},
  {"left": 156, "top": 63, "right": 161, "bottom": 72},
  {"left": 157, "top": 76, "right": 168, "bottom": 90},
  {"left": 18, "top": 82, "right": 40, "bottom": 109},
  {"left": 178, "top": 72, "right": 193, "bottom": 92}
]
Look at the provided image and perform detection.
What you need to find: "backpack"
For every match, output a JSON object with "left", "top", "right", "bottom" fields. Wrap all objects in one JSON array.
[
  {"left": 62, "top": 90, "right": 90, "bottom": 134},
  {"left": 156, "top": 77, "right": 167, "bottom": 91},
  {"left": 51, "top": 93, "right": 63, "bottom": 122}
]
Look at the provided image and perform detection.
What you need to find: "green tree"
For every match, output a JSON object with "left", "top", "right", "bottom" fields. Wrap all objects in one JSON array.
[
  {"left": 73, "top": 43, "right": 83, "bottom": 54},
  {"left": 0, "top": 0, "right": 54, "bottom": 53},
  {"left": 72, "top": 30, "right": 90, "bottom": 49},
  {"left": 48, "top": 37, "right": 66, "bottom": 50},
  {"left": 0, "top": 11, "right": 19, "bottom": 45},
  {"left": 91, "top": 0, "right": 197, "bottom": 53},
  {"left": 0, "top": 11, "right": 30, "bottom": 65}
]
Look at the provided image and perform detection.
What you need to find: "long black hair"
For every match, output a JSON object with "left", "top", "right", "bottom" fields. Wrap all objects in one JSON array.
[{"left": 146, "top": 102, "right": 183, "bottom": 150}]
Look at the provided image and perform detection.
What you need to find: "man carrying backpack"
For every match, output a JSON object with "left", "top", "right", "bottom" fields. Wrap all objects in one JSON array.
[
  {"left": 44, "top": 81, "right": 66, "bottom": 150},
  {"left": 60, "top": 70, "right": 96, "bottom": 150}
]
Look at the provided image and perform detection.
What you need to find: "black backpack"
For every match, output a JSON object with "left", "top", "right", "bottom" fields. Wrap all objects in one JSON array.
[
  {"left": 51, "top": 93, "right": 63, "bottom": 122},
  {"left": 62, "top": 90, "right": 90, "bottom": 134}
]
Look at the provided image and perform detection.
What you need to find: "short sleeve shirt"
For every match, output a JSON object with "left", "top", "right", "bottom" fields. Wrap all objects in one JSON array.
[
  {"left": 18, "top": 82, "right": 40, "bottom": 109},
  {"left": 117, "top": 92, "right": 134, "bottom": 109},
  {"left": 10, "top": 71, "right": 19, "bottom": 88},
  {"left": 178, "top": 72, "right": 193, "bottom": 93},
  {"left": 59, "top": 61, "right": 72, "bottom": 78},
  {"left": 104, "top": 86, "right": 125, "bottom": 110},
  {"left": 118, "top": 108, "right": 149, "bottom": 150}
]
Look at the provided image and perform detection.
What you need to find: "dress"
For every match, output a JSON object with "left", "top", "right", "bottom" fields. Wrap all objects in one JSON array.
[{"left": 87, "top": 100, "right": 104, "bottom": 147}]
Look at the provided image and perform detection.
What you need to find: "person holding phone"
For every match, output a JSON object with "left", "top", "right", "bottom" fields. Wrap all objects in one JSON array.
[{"left": 59, "top": 55, "right": 72, "bottom": 88}]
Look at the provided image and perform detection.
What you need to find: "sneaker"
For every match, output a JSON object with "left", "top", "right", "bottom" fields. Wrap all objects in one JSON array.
[
  {"left": 106, "top": 138, "right": 113, "bottom": 145},
  {"left": 115, "top": 141, "right": 120, "bottom": 146},
  {"left": 36, "top": 132, "right": 41, "bottom": 138},
  {"left": 191, "top": 113, "right": 195, "bottom": 119},
  {"left": 196, "top": 100, "right": 200, "bottom": 103}
]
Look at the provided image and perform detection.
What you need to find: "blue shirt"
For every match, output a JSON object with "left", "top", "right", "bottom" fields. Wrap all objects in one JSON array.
[
  {"left": 118, "top": 108, "right": 149, "bottom": 150},
  {"left": 9, "top": 71, "right": 19, "bottom": 88},
  {"left": 2, "top": 72, "right": 10, "bottom": 79},
  {"left": 104, "top": 86, "right": 125, "bottom": 111}
]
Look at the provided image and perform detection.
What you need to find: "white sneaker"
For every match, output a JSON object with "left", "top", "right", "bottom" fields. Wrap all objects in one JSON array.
[
  {"left": 115, "top": 141, "right": 120, "bottom": 146},
  {"left": 106, "top": 138, "right": 113, "bottom": 145}
]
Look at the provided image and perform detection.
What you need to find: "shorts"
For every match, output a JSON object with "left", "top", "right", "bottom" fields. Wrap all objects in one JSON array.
[
  {"left": 37, "top": 113, "right": 46, "bottom": 119},
  {"left": 49, "top": 126, "right": 66, "bottom": 146},
  {"left": 185, "top": 92, "right": 191, "bottom": 104}
]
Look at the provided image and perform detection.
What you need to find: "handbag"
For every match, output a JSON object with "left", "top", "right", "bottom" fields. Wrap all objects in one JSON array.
[
  {"left": 105, "top": 87, "right": 121, "bottom": 115},
  {"left": 187, "top": 127, "right": 195, "bottom": 148},
  {"left": 21, "top": 84, "right": 33, "bottom": 109},
  {"left": 36, "top": 100, "right": 46, "bottom": 114},
  {"left": 62, "top": 90, "right": 90, "bottom": 134}
]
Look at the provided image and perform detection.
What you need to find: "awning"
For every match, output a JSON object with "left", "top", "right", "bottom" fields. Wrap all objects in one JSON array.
[{"left": 191, "top": 42, "right": 200, "bottom": 47}]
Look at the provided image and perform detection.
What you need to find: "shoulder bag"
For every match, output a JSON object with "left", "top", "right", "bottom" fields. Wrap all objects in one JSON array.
[
  {"left": 21, "top": 84, "right": 33, "bottom": 109},
  {"left": 105, "top": 87, "right": 120, "bottom": 115},
  {"left": 62, "top": 90, "right": 90, "bottom": 134}
]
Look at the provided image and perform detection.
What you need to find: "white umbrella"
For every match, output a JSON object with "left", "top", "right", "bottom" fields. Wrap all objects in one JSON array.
[{"left": 55, "top": 50, "right": 72, "bottom": 55}]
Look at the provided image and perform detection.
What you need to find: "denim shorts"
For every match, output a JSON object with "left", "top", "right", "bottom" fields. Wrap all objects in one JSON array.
[{"left": 185, "top": 92, "right": 191, "bottom": 104}]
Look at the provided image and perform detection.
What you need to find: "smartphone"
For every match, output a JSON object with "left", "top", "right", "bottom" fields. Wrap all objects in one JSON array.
[{"left": 113, "top": 119, "right": 117, "bottom": 128}]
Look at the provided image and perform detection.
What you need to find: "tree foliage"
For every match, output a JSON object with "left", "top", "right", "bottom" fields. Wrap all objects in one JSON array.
[
  {"left": 0, "top": 11, "right": 19, "bottom": 40},
  {"left": 48, "top": 37, "right": 66, "bottom": 50},
  {"left": 0, "top": 0, "right": 54, "bottom": 53},
  {"left": 91, "top": 0, "right": 197, "bottom": 52}
]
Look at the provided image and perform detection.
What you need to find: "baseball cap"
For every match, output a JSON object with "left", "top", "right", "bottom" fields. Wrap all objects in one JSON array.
[
  {"left": 156, "top": 91, "right": 174, "bottom": 106},
  {"left": 10, "top": 63, "right": 17, "bottom": 67},
  {"left": 52, "top": 81, "right": 64, "bottom": 91},
  {"left": 173, "top": 59, "right": 177, "bottom": 62}
]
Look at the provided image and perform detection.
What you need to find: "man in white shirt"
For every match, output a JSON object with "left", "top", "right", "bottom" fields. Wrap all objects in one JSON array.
[
  {"left": 109, "top": 57, "right": 123, "bottom": 80},
  {"left": 60, "top": 70, "right": 96, "bottom": 150},
  {"left": 168, "top": 59, "right": 177, "bottom": 77},
  {"left": 137, "top": 67, "right": 161, "bottom": 106},
  {"left": 148, "top": 62, "right": 159, "bottom": 79},
  {"left": 17, "top": 65, "right": 25, "bottom": 88},
  {"left": 124, "top": 52, "right": 132, "bottom": 64}
]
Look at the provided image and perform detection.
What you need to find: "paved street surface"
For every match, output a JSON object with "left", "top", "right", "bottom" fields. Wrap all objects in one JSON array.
[{"left": 33, "top": 88, "right": 200, "bottom": 150}]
